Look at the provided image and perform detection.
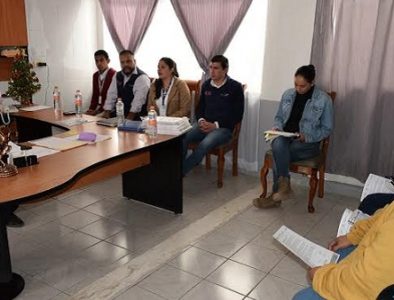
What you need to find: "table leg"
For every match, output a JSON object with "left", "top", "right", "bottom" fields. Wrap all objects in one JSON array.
[{"left": 0, "top": 204, "right": 25, "bottom": 300}]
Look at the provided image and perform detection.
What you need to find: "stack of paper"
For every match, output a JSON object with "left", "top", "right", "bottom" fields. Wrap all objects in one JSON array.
[
  {"left": 273, "top": 225, "right": 340, "bottom": 267},
  {"left": 156, "top": 116, "right": 192, "bottom": 135},
  {"left": 337, "top": 209, "right": 369, "bottom": 237},
  {"left": 30, "top": 136, "right": 87, "bottom": 151},
  {"left": 264, "top": 130, "right": 298, "bottom": 142}
]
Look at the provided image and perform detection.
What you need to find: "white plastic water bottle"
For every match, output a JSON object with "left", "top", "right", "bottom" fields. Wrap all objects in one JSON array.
[
  {"left": 74, "top": 90, "right": 83, "bottom": 118},
  {"left": 116, "top": 98, "right": 124, "bottom": 126},
  {"left": 146, "top": 106, "right": 157, "bottom": 137},
  {"left": 53, "top": 86, "right": 62, "bottom": 111}
]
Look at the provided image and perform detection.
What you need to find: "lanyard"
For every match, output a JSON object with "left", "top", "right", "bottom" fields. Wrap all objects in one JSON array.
[{"left": 161, "top": 77, "right": 173, "bottom": 106}]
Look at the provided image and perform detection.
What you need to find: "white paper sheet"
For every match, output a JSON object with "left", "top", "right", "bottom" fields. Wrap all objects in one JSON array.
[
  {"left": 360, "top": 173, "right": 394, "bottom": 202},
  {"left": 337, "top": 209, "right": 370, "bottom": 237},
  {"left": 264, "top": 130, "right": 298, "bottom": 142},
  {"left": 273, "top": 225, "right": 340, "bottom": 267},
  {"left": 30, "top": 136, "right": 87, "bottom": 151},
  {"left": 19, "top": 105, "right": 51, "bottom": 111}
]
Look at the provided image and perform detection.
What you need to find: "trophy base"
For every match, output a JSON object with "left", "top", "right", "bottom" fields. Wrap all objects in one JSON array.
[{"left": 0, "top": 164, "right": 18, "bottom": 177}]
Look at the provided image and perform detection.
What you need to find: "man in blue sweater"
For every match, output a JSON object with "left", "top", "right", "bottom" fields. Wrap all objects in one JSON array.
[{"left": 182, "top": 55, "right": 244, "bottom": 175}]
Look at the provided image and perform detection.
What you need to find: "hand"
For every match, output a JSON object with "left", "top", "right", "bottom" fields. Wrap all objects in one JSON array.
[
  {"left": 328, "top": 235, "right": 353, "bottom": 251},
  {"left": 85, "top": 109, "right": 96, "bottom": 116},
  {"left": 102, "top": 110, "right": 111, "bottom": 119},
  {"left": 271, "top": 127, "right": 279, "bottom": 131},
  {"left": 126, "top": 112, "right": 136, "bottom": 120},
  {"left": 296, "top": 133, "right": 305, "bottom": 142},
  {"left": 199, "top": 120, "right": 216, "bottom": 133},
  {"left": 308, "top": 266, "right": 321, "bottom": 281}
]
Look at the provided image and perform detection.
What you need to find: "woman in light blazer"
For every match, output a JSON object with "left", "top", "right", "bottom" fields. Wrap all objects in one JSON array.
[{"left": 148, "top": 57, "right": 191, "bottom": 117}]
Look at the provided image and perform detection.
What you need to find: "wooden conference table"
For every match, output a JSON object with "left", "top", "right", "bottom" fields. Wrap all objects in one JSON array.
[{"left": 0, "top": 108, "right": 183, "bottom": 299}]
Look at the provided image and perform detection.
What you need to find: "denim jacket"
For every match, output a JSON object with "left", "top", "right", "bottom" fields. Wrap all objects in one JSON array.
[{"left": 274, "top": 86, "right": 333, "bottom": 143}]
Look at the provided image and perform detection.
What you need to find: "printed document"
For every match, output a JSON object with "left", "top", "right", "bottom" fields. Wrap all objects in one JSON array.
[
  {"left": 360, "top": 173, "right": 394, "bottom": 202},
  {"left": 273, "top": 225, "right": 340, "bottom": 267},
  {"left": 264, "top": 130, "right": 298, "bottom": 142},
  {"left": 337, "top": 209, "right": 369, "bottom": 237}
]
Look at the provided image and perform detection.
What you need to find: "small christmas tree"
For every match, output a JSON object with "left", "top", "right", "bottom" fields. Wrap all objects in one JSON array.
[{"left": 6, "top": 51, "right": 41, "bottom": 106}]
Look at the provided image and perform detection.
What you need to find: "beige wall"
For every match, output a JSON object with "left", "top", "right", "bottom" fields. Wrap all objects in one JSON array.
[{"left": 261, "top": 0, "right": 317, "bottom": 101}]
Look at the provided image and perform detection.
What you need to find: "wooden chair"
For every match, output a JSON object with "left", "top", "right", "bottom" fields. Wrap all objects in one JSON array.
[
  {"left": 259, "top": 92, "right": 336, "bottom": 213},
  {"left": 188, "top": 83, "right": 246, "bottom": 188}
]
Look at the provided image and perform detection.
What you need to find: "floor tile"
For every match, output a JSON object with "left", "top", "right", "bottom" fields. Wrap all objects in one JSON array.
[
  {"left": 249, "top": 274, "right": 304, "bottom": 300},
  {"left": 181, "top": 280, "right": 243, "bottom": 300},
  {"left": 78, "top": 241, "right": 129, "bottom": 266},
  {"left": 79, "top": 218, "right": 125, "bottom": 240},
  {"left": 106, "top": 228, "right": 164, "bottom": 253},
  {"left": 83, "top": 198, "right": 129, "bottom": 217},
  {"left": 230, "top": 241, "right": 285, "bottom": 272},
  {"left": 270, "top": 255, "right": 309, "bottom": 286},
  {"left": 194, "top": 230, "right": 250, "bottom": 258},
  {"left": 207, "top": 260, "right": 266, "bottom": 295},
  {"left": 58, "top": 190, "right": 104, "bottom": 208},
  {"left": 169, "top": 246, "right": 226, "bottom": 278},
  {"left": 138, "top": 265, "right": 201, "bottom": 300},
  {"left": 115, "top": 286, "right": 165, "bottom": 300},
  {"left": 59, "top": 210, "right": 102, "bottom": 229},
  {"left": 13, "top": 274, "right": 60, "bottom": 300}
]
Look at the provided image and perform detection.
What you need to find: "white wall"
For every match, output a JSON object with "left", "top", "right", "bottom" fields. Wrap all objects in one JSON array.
[
  {"left": 261, "top": 0, "right": 317, "bottom": 101},
  {"left": 0, "top": 0, "right": 99, "bottom": 111}
]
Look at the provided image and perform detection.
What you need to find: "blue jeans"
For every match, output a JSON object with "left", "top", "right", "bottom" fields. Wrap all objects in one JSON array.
[
  {"left": 292, "top": 246, "right": 356, "bottom": 300},
  {"left": 271, "top": 136, "right": 320, "bottom": 192},
  {"left": 182, "top": 124, "right": 232, "bottom": 175},
  {"left": 359, "top": 193, "right": 394, "bottom": 215}
]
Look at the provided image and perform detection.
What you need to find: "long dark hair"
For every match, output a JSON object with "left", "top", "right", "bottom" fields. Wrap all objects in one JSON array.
[{"left": 155, "top": 57, "right": 179, "bottom": 99}]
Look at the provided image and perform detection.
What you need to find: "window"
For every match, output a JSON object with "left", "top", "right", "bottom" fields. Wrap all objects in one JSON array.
[{"left": 102, "top": 0, "right": 267, "bottom": 94}]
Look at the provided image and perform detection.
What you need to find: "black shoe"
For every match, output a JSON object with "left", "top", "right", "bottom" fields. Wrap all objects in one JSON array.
[{"left": 6, "top": 213, "right": 24, "bottom": 228}]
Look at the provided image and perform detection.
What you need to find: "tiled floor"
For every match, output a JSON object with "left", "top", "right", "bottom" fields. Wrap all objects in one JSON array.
[
  {"left": 11, "top": 166, "right": 257, "bottom": 299},
  {"left": 113, "top": 176, "right": 361, "bottom": 300},
  {"left": 10, "top": 165, "right": 362, "bottom": 300}
]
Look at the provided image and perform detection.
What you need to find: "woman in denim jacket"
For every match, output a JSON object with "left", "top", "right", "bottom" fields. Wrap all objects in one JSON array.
[{"left": 254, "top": 65, "right": 333, "bottom": 208}]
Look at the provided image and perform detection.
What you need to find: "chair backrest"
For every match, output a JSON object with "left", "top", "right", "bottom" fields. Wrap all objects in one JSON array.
[{"left": 320, "top": 91, "right": 336, "bottom": 156}]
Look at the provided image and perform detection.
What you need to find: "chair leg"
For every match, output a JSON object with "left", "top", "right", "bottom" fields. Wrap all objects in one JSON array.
[
  {"left": 217, "top": 151, "right": 225, "bottom": 188},
  {"left": 259, "top": 159, "right": 269, "bottom": 198},
  {"left": 308, "top": 171, "right": 318, "bottom": 213},
  {"left": 318, "top": 166, "right": 325, "bottom": 198},
  {"left": 206, "top": 154, "right": 211, "bottom": 170},
  {"left": 232, "top": 146, "right": 238, "bottom": 177}
]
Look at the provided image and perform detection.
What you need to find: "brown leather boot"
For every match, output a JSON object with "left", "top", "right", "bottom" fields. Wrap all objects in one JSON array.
[
  {"left": 253, "top": 194, "right": 281, "bottom": 209},
  {"left": 273, "top": 176, "right": 293, "bottom": 202}
]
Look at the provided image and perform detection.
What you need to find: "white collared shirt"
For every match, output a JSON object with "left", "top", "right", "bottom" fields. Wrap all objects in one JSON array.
[
  {"left": 210, "top": 77, "right": 227, "bottom": 89},
  {"left": 155, "top": 77, "right": 174, "bottom": 116},
  {"left": 104, "top": 67, "right": 150, "bottom": 113}
]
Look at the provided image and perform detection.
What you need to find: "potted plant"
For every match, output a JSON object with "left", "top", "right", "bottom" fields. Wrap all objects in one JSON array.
[{"left": 6, "top": 51, "right": 41, "bottom": 106}]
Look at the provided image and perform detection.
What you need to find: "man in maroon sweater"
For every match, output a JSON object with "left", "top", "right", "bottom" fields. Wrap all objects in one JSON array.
[{"left": 86, "top": 50, "right": 116, "bottom": 115}]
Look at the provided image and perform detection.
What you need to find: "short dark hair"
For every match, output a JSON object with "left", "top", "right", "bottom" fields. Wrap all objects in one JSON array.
[
  {"left": 211, "top": 55, "right": 229, "bottom": 70},
  {"left": 295, "top": 64, "right": 316, "bottom": 83},
  {"left": 94, "top": 50, "right": 109, "bottom": 60},
  {"left": 119, "top": 50, "right": 134, "bottom": 57}
]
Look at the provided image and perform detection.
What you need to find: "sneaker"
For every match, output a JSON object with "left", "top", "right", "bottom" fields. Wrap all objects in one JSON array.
[
  {"left": 273, "top": 176, "right": 293, "bottom": 202},
  {"left": 253, "top": 194, "right": 281, "bottom": 209},
  {"left": 7, "top": 213, "right": 24, "bottom": 228}
]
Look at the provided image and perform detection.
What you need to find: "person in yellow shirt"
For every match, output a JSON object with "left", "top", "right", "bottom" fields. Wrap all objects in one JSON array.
[{"left": 293, "top": 201, "right": 394, "bottom": 300}]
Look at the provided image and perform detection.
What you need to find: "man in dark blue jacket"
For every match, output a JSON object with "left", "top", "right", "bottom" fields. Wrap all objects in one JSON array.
[{"left": 182, "top": 55, "right": 244, "bottom": 175}]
